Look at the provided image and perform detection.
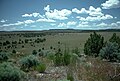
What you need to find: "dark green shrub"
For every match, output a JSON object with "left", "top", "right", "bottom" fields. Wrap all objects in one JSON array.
[
  {"left": 12, "top": 50, "right": 16, "bottom": 54},
  {"left": 0, "top": 52, "right": 8, "bottom": 62},
  {"left": 67, "top": 73, "right": 74, "bottom": 81},
  {"left": 99, "top": 42, "right": 120, "bottom": 62},
  {"left": 54, "top": 52, "right": 63, "bottom": 66},
  {"left": 32, "top": 50, "right": 37, "bottom": 55},
  {"left": 36, "top": 63, "right": 46, "bottom": 73},
  {"left": 19, "top": 55, "right": 39, "bottom": 71},
  {"left": 0, "top": 62, "right": 25, "bottom": 81},
  {"left": 63, "top": 49, "right": 71, "bottom": 65},
  {"left": 84, "top": 32, "right": 104, "bottom": 57}
]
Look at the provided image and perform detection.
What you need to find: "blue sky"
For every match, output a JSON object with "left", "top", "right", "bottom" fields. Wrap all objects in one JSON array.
[{"left": 0, "top": 0, "right": 120, "bottom": 31}]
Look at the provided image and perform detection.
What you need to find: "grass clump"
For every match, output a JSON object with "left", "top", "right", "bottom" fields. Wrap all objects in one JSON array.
[{"left": 36, "top": 63, "right": 46, "bottom": 73}]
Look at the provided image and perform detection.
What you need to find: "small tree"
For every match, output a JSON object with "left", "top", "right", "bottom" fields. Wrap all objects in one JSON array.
[
  {"left": 109, "top": 33, "right": 120, "bottom": 48},
  {"left": 99, "top": 42, "right": 120, "bottom": 62},
  {"left": 84, "top": 32, "right": 104, "bottom": 57}
]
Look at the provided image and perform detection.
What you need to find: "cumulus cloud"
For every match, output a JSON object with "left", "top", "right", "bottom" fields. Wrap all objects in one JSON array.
[
  {"left": 97, "top": 22, "right": 108, "bottom": 27},
  {"left": 67, "top": 21, "right": 77, "bottom": 26},
  {"left": 79, "top": 14, "right": 113, "bottom": 21},
  {"left": 36, "top": 18, "right": 56, "bottom": 22},
  {"left": 24, "top": 20, "right": 35, "bottom": 24},
  {"left": 101, "top": 0, "right": 120, "bottom": 9},
  {"left": 22, "top": 13, "right": 44, "bottom": 18},
  {"left": 72, "top": 6, "right": 103, "bottom": 17},
  {"left": 58, "top": 21, "right": 76, "bottom": 27},
  {"left": 58, "top": 23, "right": 66, "bottom": 27},
  {"left": 0, "top": 19, "right": 7, "bottom": 23},
  {"left": 44, "top": 5, "right": 72, "bottom": 20},
  {"left": 72, "top": 8, "right": 88, "bottom": 14},
  {"left": 44, "top": 5, "right": 50, "bottom": 12},
  {"left": 2, "top": 20, "right": 35, "bottom": 27}
]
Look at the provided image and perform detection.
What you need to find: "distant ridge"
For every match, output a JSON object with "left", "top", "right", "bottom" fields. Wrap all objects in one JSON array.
[{"left": 0, "top": 29, "right": 120, "bottom": 33}]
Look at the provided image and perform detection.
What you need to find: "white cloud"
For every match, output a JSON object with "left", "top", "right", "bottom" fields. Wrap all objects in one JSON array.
[
  {"left": 81, "top": 21, "right": 89, "bottom": 25},
  {"left": 111, "top": 23, "right": 118, "bottom": 26},
  {"left": 72, "top": 6, "right": 103, "bottom": 17},
  {"left": 50, "top": 23, "right": 56, "bottom": 26},
  {"left": 2, "top": 21, "right": 24, "bottom": 27},
  {"left": 79, "top": 14, "right": 113, "bottom": 21},
  {"left": 45, "top": 9, "right": 72, "bottom": 20},
  {"left": 44, "top": 5, "right": 50, "bottom": 12},
  {"left": 36, "top": 18, "right": 56, "bottom": 22},
  {"left": 0, "top": 19, "right": 7, "bottom": 23},
  {"left": 89, "top": 6, "right": 103, "bottom": 16},
  {"left": 117, "top": 21, "right": 120, "bottom": 24},
  {"left": 101, "top": 0, "right": 120, "bottom": 9},
  {"left": 97, "top": 22, "right": 108, "bottom": 27},
  {"left": 22, "top": 13, "right": 44, "bottom": 18},
  {"left": 67, "top": 21, "right": 77, "bottom": 26},
  {"left": 58, "top": 23, "right": 66, "bottom": 27},
  {"left": 24, "top": 20, "right": 35, "bottom": 24},
  {"left": 22, "top": 14, "right": 32, "bottom": 17},
  {"left": 72, "top": 8, "right": 88, "bottom": 14},
  {"left": 2, "top": 20, "right": 35, "bottom": 27},
  {"left": 44, "top": 5, "right": 72, "bottom": 20},
  {"left": 58, "top": 21, "right": 77, "bottom": 28}
]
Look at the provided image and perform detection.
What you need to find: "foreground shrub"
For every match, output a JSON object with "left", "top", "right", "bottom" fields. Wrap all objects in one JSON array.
[
  {"left": 0, "top": 52, "right": 8, "bottom": 62},
  {"left": 63, "top": 49, "right": 71, "bottom": 65},
  {"left": 19, "top": 55, "right": 39, "bottom": 71},
  {"left": 99, "top": 42, "right": 120, "bottom": 62},
  {"left": 67, "top": 73, "right": 74, "bottom": 81},
  {"left": 0, "top": 62, "right": 25, "bottom": 81},
  {"left": 84, "top": 32, "right": 104, "bottom": 57},
  {"left": 36, "top": 63, "right": 46, "bottom": 73},
  {"left": 54, "top": 52, "right": 63, "bottom": 66}
]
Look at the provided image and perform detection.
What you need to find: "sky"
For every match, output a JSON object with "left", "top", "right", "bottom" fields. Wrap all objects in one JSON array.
[{"left": 0, "top": 0, "right": 120, "bottom": 31}]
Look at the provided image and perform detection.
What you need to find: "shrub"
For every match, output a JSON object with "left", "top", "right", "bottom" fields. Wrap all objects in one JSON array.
[
  {"left": 54, "top": 52, "right": 63, "bottom": 66},
  {"left": 32, "top": 50, "right": 37, "bottom": 55},
  {"left": 0, "top": 52, "right": 8, "bottom": 62},
  {"left": 36, "top": 63, "right": 46, "bottom": 73},
  {"left": 19, "top": 55, "right": 39, "bottom": 71},
  {"left": 63, "top": 49, "right": 71, "bottom": 65},
  {"left": 67, "top": 73, "right": 74, "bottom": 81},
  {"left": 99, "top": 42, "right": 120, "bottom": 62},
  {"left": 0, "top": 62, "right": 25, "bottom": 81},
  {"left": 12, "top": 50, "right": 16, "bottom": 54},
  {"left": 84, "top": 32, "right": 104, "bottom": 57}
]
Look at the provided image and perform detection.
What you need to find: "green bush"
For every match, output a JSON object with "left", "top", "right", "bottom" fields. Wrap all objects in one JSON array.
[
  {"left": 67, "top": 73, "right": 74, "bottom": 81},
  {"left": 0, "top": 62, "right": 25, "bottom": 81},
  {"left": 63, "top": 49, "right": 71, "bottom": 65},
  {"left": 19, "top": 55, "right": 39, "bottom": 71},
  {"left": 12, "top": 50, "right": 16, "bottom": 54},
  {"left": 84, "top": 32, "right": 104, "bottom": 57},
  {"left": 99, "top": 42, "right": 120, "bottom": 62},
  {"left": 32, "top": 50, "right": 37, "bottom": 55},
  {"left": 0, "top": 52, "right": 8, "bottom": 62},
  {"left": 36, "top": 63, "right": 46, "bottom": 73},
  {"left": 54, "top": 52, "right": 63, "bottom": 66}
]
